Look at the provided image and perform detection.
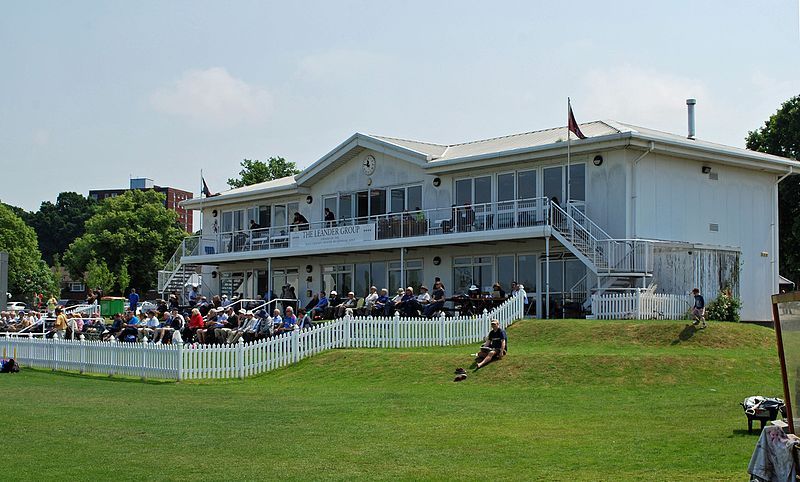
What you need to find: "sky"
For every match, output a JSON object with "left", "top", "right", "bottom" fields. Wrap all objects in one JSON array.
[{"left": 1, "top": 0, "right": 798, "bottom": 211}]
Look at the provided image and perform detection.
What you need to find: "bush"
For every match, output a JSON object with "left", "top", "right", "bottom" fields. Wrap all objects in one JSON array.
[{"left": 705, "top": 290, "right": 741, "bottom": 322}]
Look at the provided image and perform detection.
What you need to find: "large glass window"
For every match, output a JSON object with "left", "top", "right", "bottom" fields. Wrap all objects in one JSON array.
[
  {"left": 452, "top": 256, "right": 493, "bottom": 294},
  {"left": 517, "top": 255, "right": 537, "bottom": 292},
  {"left": 221, "top": 211, "right": 233, "bottom": 233},
  {"left": 273, "top": 205, "right": 287, "bottom": 229},
  {"left": 407, "top": 185, "right": 422, "bottom": 212},
  {"left": 544, "top": 166, "right": 563, "bottom": 203},
  {"left": 474, "top": 176, "right": 491, "bottom": 205},
  {"left": 356, "top": 191, "right": 369, "bottom": 219},
  {"left": 497, "top": 173, "right": 515, "bottom": 202},
  {"left": 455, "top": 179, "right": 472, "bottom": 205},
  {"left": 370, "top": 189, "right": 386, "bottom": 216},
  {"left": 390, "top": 188, "right": 405, "bottom": 213},
  {"left": 323, "top": 265, "right": 353, "bottom": 295},
  {"left": 340, "top": 194, "right": 352, "bottom": 221},
  {"left": 324, "top": 197, "right": 337, "bottom": 220},
  {"left": 517, "top": 170, "right": 536, "bottom": 200},
  {"left": 258, "top": 205, "right": 271, "bottom": 227},
  {"left": 353, "top": 261, "right": 389, "bottom": 297},
  {"left": 388, "top": 259, "right": 423, "bottom": 292},
  {"left": 568, "top": 163, "right": 586, "bottom": 202},
  {"left": 497, "top": 255, "right": 515, "bottom": 293}
]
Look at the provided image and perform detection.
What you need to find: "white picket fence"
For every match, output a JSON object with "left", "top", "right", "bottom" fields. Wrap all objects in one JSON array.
[
  {"left": 1, "top": 296, "right": 523, "bottom": 381},
  {"left": 590, "top": 289, "right": 692, "bottom": 320}
]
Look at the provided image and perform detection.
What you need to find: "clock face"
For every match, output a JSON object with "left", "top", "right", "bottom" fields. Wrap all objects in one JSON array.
[{"left": 362, "top": 155, "right": 376, "bottom": 175}]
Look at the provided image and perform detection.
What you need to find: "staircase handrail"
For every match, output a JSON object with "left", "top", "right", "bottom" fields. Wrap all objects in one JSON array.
[{"left": 565, "top": 202, "right": 611, "bottom": 241}]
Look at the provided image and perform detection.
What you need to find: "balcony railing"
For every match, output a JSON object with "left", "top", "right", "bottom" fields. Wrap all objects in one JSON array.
[{"left": 185, "top": 197, "right": 550, "bottom": 257}]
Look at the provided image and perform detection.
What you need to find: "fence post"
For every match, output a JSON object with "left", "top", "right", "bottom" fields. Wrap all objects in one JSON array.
[
  {"left": 292, "top": 328, "right": 299, "bottom": 364},
  {"left": 237, "top": 338, "right": 245, "bottom": 379},
  {"left": 439, "top": 312, "right": 446, "bottom": 346},
  {"left": 393, "top": 312, "right": 400, "bottom": 348},
  {"left": 79, "top": 334, "right": 85, "bottom": 374},
  {"left": 634, "top": 289, "right": 642, "bottom": 320},
  {"left": 344, "top": 314, "right": 351, "bottom": 348},
  {"left": 141, "top": 337, "right": 148, "bottom": 381},
  {"left": 177, "top": 342, "right": 184, "bottom": 381}
]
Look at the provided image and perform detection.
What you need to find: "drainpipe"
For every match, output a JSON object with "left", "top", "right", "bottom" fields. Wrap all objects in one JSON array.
[
  {"left": 630, "top": 141, "right": 655, "bottom": 238},
  {"left": 773, "top": 167, "right": 793, "bottom": 293}
]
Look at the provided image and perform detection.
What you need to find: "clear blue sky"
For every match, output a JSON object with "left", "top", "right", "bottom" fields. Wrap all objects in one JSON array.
[{"left": 1, "top": 0, "right": 798, "bottom": 211}]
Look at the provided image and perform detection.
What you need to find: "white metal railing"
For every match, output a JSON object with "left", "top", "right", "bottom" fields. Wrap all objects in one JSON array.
[
  {"left": 2, "top": 296, "right": 523, "bottom": 381},
  {"left": 65, "top": 304, "right": 101, "bottom": 316},
  {"left": 182, "top": 198, "right": 549, "bottom": 257},
  {"left": 590, "top": 290, "right": 692, "bottom": 320},
  {"left": 549, "top": 201, "right": 654, "bottom": 275}
]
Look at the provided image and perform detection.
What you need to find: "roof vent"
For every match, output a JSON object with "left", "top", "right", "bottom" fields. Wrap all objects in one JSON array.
[{"left": 686, "top": 99, "right": 696, "bottom": 140}]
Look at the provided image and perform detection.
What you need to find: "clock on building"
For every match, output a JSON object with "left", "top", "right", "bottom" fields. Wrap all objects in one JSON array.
[{"left": 362, "top": 155, "right": 376, "bottom": 176}]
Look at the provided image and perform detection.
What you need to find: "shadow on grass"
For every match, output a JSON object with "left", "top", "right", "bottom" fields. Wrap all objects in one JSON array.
[
  {"left": 670, "top": 324, "right": 697, "bottom": 345},
  {"left": 24, "top": 367, "right": 177, "bottom": 385},
  {"left": 731, "top": 428, "right": 762, "bottom": 437}
]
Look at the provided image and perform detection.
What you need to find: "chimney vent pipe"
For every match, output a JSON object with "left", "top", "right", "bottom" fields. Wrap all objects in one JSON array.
[{"left": 686, "top": 98, "right": 696, "bottom": 140}]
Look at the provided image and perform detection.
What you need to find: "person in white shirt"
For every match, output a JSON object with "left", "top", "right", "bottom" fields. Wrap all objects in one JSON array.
[{"left": 363, "top": 286, "right": 379, "bottom": 314}]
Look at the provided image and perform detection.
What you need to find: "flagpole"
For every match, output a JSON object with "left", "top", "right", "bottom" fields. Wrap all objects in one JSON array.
[{"left": 567, "top": 98, "right": 571, "bottom": 204}]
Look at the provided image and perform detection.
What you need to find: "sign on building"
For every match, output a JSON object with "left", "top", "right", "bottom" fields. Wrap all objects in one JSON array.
[{"left": 290, "top": 223, "right": 376, "bottom": 249}]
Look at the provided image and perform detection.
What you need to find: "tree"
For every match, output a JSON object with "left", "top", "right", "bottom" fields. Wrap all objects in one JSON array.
[
  {"left": 746, "top": 95, "right": 800, "bottom": 285},
  {"left": 0, "top": 203, "right": 58, "bottom": 303},
  {"left": 227, "top": 157, "right": 301, "bottom": 188},
  {"left": 25, "top": 192, "right": 96, "bottom": 265},
  {"left": 63, "top": 190, "right": 186, "bottom": 293},
  {"left": 84, "top": 259, "right": 115, "bottom": 294}
]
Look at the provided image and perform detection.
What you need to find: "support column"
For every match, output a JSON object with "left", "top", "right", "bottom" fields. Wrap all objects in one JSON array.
[
  {"left": 545, "top": 237, "right": 551, "bottom": 319},
  {"left": 267, "top": 257, "right": 272, "bottom": 309},
  {"left": 400, "top": 247, "right": 406, "bottom": 289}
]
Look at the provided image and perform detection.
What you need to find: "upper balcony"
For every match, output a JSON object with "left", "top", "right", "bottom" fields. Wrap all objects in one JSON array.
[{"left": 182, "top": 197, "right": 551, "bottom": 263}]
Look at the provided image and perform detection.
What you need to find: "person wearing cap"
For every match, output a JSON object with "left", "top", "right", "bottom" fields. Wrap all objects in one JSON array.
[
  {"left": 335, "top": 291, "right": 358, "bottom": 318},
  {"left": 396, "top": 287, "right": 418, "bottom": 317},
  {"left": 385, "top": 288, "right": 405, "bottom": 316},
  {"left": 310, "top": 291, "right": 329, "bottom": 319},
  {"left": 221, "top": 294, "right": 231, "bottom": 308},
  {"left": 476, "top": 319, "right": 507, "bottom": 369}
]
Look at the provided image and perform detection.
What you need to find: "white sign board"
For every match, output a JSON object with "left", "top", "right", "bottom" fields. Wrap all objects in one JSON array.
[{"left": 290, "top": 223, "right": 376, "bottom": 249}]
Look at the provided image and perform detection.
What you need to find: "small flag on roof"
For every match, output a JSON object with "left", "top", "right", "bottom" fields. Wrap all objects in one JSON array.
[{"left": 567, "top": 99, "right": 587, "bottom": 140}]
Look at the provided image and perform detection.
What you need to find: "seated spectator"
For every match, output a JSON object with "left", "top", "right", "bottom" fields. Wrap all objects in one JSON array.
[
  {"left": 214, "top": 307, "right": 239, "bottom": 344},
  {"left": 228, "top": 310, "right": 257, "bottom": 344},
  {"left": 396, "top": 287, "right": 418, "bottom": 317},
  {"left": 197, "top": 309, "right": 225, "bottom": 344},
  {"left": 475, "top": 319, "right": 507, "bottom": 369},
  {"left": 296, "top": 308, "right": 314, "bottom": 330},
  {"left": 274, "top": 307, "right": 297, "bottom": 335},
  {"left": 424, "top": 280, "right": 447, "bottom": 318},
  {"left": 335, "top": 292, "right": 358, "bottom": 318},
  {"left": 254, "top": 310, "right": 273, "bottom": 341},
  {"left": 103, "top": 313, "right": 125, "bottom": 340},
  {"left": 305, "top": 293, "right": 319, "bottom": 312},
  {"left": 249, "top": 219, "right": 260, "bottom": 230},
  {"left": 138, "top": 310, "right": 160, "bottom": 341},
  {"left": 168, "top": 293, "right": 180, "bottom": 310},
  {"left": 373, "top": 289, "right": 390, "bottom": 316},
  {"left": 362, "top": 286, "right": 379, "bottom": 315},
  {"left": 492, "top": 282, "right": 506, "bottom": 299},
  {"left": 310, "top": 291, "right": 329, "bottom": 319},
  {"left": 385, "top": 288, "right": 404, "bottom": 316},
  {"left": 415, "top": 285, "right": 431, "bottom": 313},
  {"left": 117, "top": 311, "right": 140, "bottom": 342},
  {"left": 186, "top": 308, "right": 204, "bottom": 342}
]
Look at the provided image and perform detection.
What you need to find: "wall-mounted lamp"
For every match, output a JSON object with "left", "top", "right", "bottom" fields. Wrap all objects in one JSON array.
[
  {"left": 701, "top": 166, "right": 712, "bottom": 174},
  {"left": 432, "top": 177, "right": 441, "bottom": 187},
  {"left": 592, "top": 155, "right": 604, "bottom": 166},
  {"left": 433, "top": 256, "right": 441, "bottom": 266},
  {"left": 305, "top": 265, "right": 313, "bottom": 273},
  {"left": 212, "top": 209, "right": 218, "bottom": 217},
  {"left": 306, "top": 195, "right": 313, "bottom": 204}
]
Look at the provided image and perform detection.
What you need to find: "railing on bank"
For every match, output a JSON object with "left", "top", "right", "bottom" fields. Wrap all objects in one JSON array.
[
  {"left": 590, "top": 290, "right": 692, "bottom": 320},
  {"left": 2, "top": 296, "right": 523, "bottom": 381}
]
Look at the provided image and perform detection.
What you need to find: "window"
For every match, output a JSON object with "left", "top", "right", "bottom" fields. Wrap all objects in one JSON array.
[
  {"left": 517, "top": 170, "right": 536, "bottom": 200},
  {"left": 452, "top": 256, "right": 493, "bottom": 294},
  {"left": 69, "top": 282, "right": 85, "bottom": 292},
  {"left": 544, "top": 166, "right": 563, "bottom": 203},
  {"left": 323, "top": 265, "right": 353, "bottom": 295},
  {"left": 568, "top": 163, "right": 585, "bottom": 202},
  {"left": 390, "top": 185, "right": 423, "bottom": 214},
  {"left": 388, "top": 259, "right": 423, "bottom": 292},
  {"left": 354, "top": 262, "right": 387, "bottom": 297},
  {"left": 497, "top": 173, "right": 515, "bottom": 202},
  {"left": 221, "top": 211, "right": 233, "bottom": 233},
  {"left": 259, "top": 205, "right": 271, "bottom": 228},
  {"left": 496, "top": 255, "right": 515, "bottom": 292}
]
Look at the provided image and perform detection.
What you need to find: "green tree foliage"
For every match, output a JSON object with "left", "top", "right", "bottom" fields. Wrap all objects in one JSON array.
[
  {"left": 25, "top": 192, "right": 96, "bottom": 265},
  {"left": 0, "top": 203, "right": 58, "bottom": 302},
  {"left": 746, "top": 95, "right": 800, "bottom": 284},
  {"left": 227, "top": 157, "right": 301, "bottom": 189},
  {"left": 63, "top": 190, "right": 186, "bottom": 293},
  {"left": 84, "top": 259, "right": 115, "bottom": 294}
]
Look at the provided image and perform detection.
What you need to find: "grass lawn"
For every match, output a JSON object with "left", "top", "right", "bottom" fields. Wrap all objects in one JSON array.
[{"left": 1, "top": 319, "right": 784, "bottom": 481}]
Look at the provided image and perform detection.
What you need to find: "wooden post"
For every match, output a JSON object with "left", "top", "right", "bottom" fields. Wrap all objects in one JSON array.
[{"left": 237, "top": 338, "right": 245, "bottom": 379}]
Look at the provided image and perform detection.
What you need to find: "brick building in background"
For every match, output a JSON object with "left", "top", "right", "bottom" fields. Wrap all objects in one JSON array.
[{"left": 89, "top": 178, "right": 194, "bottom": 232}]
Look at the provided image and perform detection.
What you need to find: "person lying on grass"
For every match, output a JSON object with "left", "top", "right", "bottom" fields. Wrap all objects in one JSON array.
[{"left": 475, "top": 319, "right": 507, "bottom": 369}]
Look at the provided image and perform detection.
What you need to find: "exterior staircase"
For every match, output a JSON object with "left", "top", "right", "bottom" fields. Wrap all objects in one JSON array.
[
  {"left": 158, "top": 238, "right": 201, "bottom": 303},
  {"left": 549, "top": 201, "right": 654, "bottom": 311}
]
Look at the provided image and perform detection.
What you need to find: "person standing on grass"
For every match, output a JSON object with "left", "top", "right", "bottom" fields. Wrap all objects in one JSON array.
[
  {"left": 691, "top": 288, "right": 706, "bottom": 328},
  {"left": 128, "top": 288, "right": 139, "bottom": 315},
  {"left": 475, "top": 319, "right": 507, "bottom": 369}
]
